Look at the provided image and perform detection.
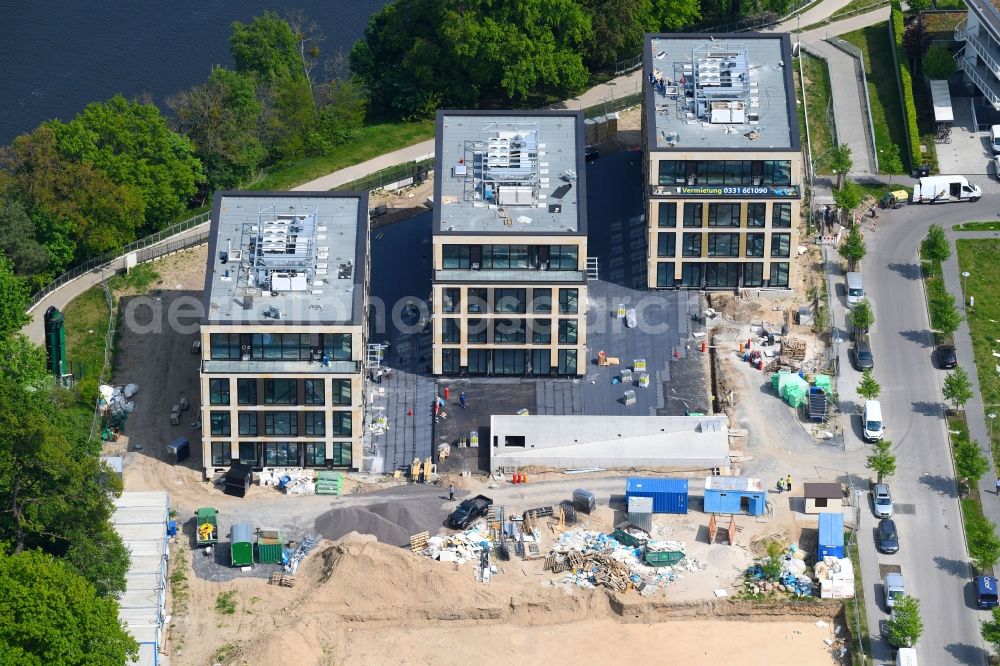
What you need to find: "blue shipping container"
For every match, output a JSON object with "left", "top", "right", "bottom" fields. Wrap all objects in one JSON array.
[
  {"left": 625, "top": 477, "right": 688, "bottom": 514},
  {"left": 817, "top": 512, "right": 845, "bottom": 560}
]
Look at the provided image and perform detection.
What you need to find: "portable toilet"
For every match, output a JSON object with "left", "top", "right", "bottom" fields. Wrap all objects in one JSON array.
[
  {"left": 230, "top": 523, "right": 254, "bottom": 567},
  {"left": 625, "top": 477, "right": 688, "bottom": 514},
  {"left": 817, "top": 512, "right": 845, "bottom": 560}
]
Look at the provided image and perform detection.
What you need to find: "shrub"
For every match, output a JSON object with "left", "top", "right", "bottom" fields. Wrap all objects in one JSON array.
[
  {"left": 923, "top": 45, "right": 956, "bottom": 79},
  {"left": 891, "top": 1, "right": 922, "bottom": 169}
]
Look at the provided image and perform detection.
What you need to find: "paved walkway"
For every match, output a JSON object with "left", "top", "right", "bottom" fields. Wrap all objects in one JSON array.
[
  {"left": 800, "top": 7, "right": 892, "bottom": 176},
  {"left": 942, "top": 229, "right": 1000, "bottom": 533}
]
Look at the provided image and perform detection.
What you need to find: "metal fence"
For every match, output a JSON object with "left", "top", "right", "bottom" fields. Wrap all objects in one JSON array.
[
  {"left": 333, "top": 157, "right": 436, "bottom": 193},
  {"left": 28, "top": 210, "right": 211, "bottom": 310},
  {"left": 583, "top": 91, "right": 643, "bottom": 119}
]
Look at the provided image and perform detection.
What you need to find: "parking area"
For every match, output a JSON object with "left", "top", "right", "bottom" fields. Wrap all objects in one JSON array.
[{"left": 937, "top": 96, "right": 992, "bottom": 176}]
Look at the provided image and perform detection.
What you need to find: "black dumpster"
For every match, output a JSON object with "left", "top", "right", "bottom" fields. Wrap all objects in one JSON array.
[
  {"left": 223, "top": 463, "right": 253, "bottom": 498},
  {"left": 166, "top": 437, "right": 190, "bottom": 464}
]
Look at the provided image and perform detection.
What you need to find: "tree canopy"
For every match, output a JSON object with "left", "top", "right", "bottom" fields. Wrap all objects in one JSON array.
[
  {"left": 0, "top": 550, "right": 138, "bottom": 665},
  {"left": 887, "top": 595, "right": 923, "bottom": 648},
  {"left": 839, "top": 222, "right": 866, "bottom": 269},
  {"left": 48, "top": 95, "right": 204, "bottom": 230},
  {"left": 0, "top": 257, "right": 30, "bottom": 337},
  {"left": 351, "top": 0, "right": 593, "bottom": 119},
  {"left": 230, "top": 11, "right": 306, "bottom": 86},
  {"left": 866, "top": 439, "right": 896, "bottom": 483},
  {"left": 857, "top": 369, "right": 881, "bottom": 401},
  {"left": 943, "top": 366, "right": 973, "bottom": 410},
  {"left": 922, "top": 224, "right": 951, "bottom": 265}
]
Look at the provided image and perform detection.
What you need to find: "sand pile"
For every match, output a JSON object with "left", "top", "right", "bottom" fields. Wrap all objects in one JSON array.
[{"left": 314, "top": 500, "right": 443, "bottom": 546}]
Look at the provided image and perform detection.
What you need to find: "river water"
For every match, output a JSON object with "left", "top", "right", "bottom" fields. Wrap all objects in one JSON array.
[{"left": 1, "top": 0, "right": 388, "bottom": 144}]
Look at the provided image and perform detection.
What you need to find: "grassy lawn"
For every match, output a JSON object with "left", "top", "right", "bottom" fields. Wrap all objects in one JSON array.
[
  {"left": 956, "top": 239, "right": 1000, "bottom": 410},
  {"left": 800, "top": 53, "right": 837, "bottom": 173},
  {"left": 924, "top": 10, "right": 966, "bottom": 37},
  {"left": 62, "top": 285, "right": 113, "bottom": 435},
  {"left": 954, "top": 221, "right": 1000, "bottom": 231},
  {"left": 247, "top": 119, "right": 435, "bottom": 192},
  {"left": 842, "top": 24, "right": 909, "bottom": 172},
  {"left": 934, "top": 0, "right": 966, "bottom": 9}
]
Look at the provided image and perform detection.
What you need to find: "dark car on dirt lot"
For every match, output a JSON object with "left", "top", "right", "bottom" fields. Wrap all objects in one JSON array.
[
  {"left": 446, "top": 494, "right": 492, "bottom": 529},
  {"left": 937, "top": 345, "right": 957, "bottom": 369},
  {"left": 876, "top": 518, "right": 899, "bottom": 554}
]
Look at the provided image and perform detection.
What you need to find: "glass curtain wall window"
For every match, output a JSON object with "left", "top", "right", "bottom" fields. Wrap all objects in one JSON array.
[
  {"left": 558, "top": 319, "right": 578, "bottom": 344},
  {"left": 770, "top": 262, "right": 790, "bottom": 287},
  {"left": 210, "top": 412, "right": 230, "bottom": 436},
  {"left": 707, "top": 233, "right": 739, "bottom": 257},
  {"left": 708, "top": 203, "right": 740, "bottom": 227},
  {"left": 467, "top": 288, "right": 487, "bottom": 313},
  {"left": 330, "top": 442, "right": 352, "bottom": 467},
  {"left": 442, "top": 288, "right": 461, "bottom": 313},
  {"left": 211, "top": 442, "right": 231, "bottom": 466},
  {"left": 656, "top": 263, "right": 675, "bottom": 287},
  {"left": 209, "top": 379, "right": 230, "bottom": 405},
  {"left": 682, "top": 233, "right": 702, "bottom": 257},
  {"left": 771, "top": 233, "right": 791, "bottom": 258},
  {"left": 658, "top": 201, "right": 677, "bottom": 227},
  {"left": 467, "top": 318, "right": 487, "bottom": 343},
  {"left": 442, "top": 318, "right": 461, "bottom": 343},
  {"left": 558, "top": 289, "right": 578, "bottom": 314},
  {"left": 264, "top": 379, "right": 297, "bottom": 405},
  {"left": 532, "top": 289, "right": 551, "bottom": 313},
  {"left": 747, "top": 203, "right": 766, "bottom": 227},
  {"left": 657, "top": 233, "right": 676, "bottom": 257},
  {"left": 304, "top": 442, "right": 325, "bottom": 466},
  {"left": 304, "top": 379, "right": 325, "bottom": 405},
  {"left": 494, "top": 319, "right": 526, "bottom": 344},
  {"left": 494, "top": 288, "right": 526, "bottom": 314},
  {"left": 683, "top": 203, "right": 703, "bottom": 227},
  {"left": 237, "top": 379, "right": 257, "bottom": 405},
  {"left": 746, "top": 233, "right": 765, "bottom": 257},
  {"left": 441, "top": 348, "right": 460, "bottom": 374},
  {"left": 532, "top": 319, "right": 551, "bottom": 344},
  {"left": 772, "top": 203, "right": 792, "bottom": 228},
  {"left": 264, "top": 412, "right": 298, "bottom": 436},
  {"left": 238, "top": 412, "right": 258, "bottom": 436},
  {"left": 331, "top": 412, "right": 352, "bottom": 436},
  {"left": 264, "top": 442, "right": 299, "bottom": 467}
]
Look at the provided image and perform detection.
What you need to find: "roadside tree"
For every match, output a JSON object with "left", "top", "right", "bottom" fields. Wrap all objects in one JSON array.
[
  {"left": 982, "top": 606, "right": 1000, "bottom": 655},
  {"left": 829, "top": 144, "right": 853, "bottom": 189},
  {"left": 887, "top": 595, "right": 923, "bottom": 648},
  {"left": 866, "top": 439, "right": 896, "bottom": 484},
  {"left": 921, "top": 224, "right": 951, "bottom": 268},
  {"left": 849, "top": 298, "right": 875, "bottom": 334},
  {"left": 923, "top": 45, "right": 956, "bottom": 79},
  {"left": 0, "top": 549, "right": 138, "bottom": 664},
  {"left": 955, "top": 438, "right": 990, "bottom": 492},
  {"left": 943, "top": 366, "right": 973, "bottom": 411},
  {"left": 968, "top": 510, "right": 1000, "bottom": 570},
  {"left": 931, "top": 295, "right": 962, "bottom": 337},
  {"left": 839, "top": 222, "right": 867, "bottom": 270},
  {"left": 880, "top": 144, "right": 904, "bottom": 185},
  {"left": 857, "top": 369, "right": 881, "bottom": 401},
  {"left": 833, "top": 179, "right": 863, "bottom": 228}
]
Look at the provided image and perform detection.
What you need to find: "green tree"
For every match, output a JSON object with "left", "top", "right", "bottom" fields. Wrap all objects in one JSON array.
[
  {"left": 580, "top": 0, "right": 656, "bottom": 69},
  {"left": 0, "top": 376, "right": 129, "bottom": 594},
  {"left": 955, "top": 439, "right": 990, "bottom": 488},
  {"left": 921, "top": 224, "right": 951, "bottom": 267},
  {"left": 857, "top": 369, "right": 881, "bottom": 400},
  {"left": 968, "top": 509, "right": 1000, "bottom": 570},
  {"left": 829, "top": 144, "right": 853, "bottom": 189},
  {"left": 982, "top": 606, "right": 1000, "bottom": 655},
  {"left": 168, "top": 67, "right": 266, "bottom": 193},
  {"left": 0, "top": 199, "right": 49, "bottom": 278},
  {"left": 880, "top": 143, "right": 904, "bottom": 183},
  {"left": 0, "top": 256, "right": 30, "bottom": 337},
  {"left": 49, "top": 95, "right": 204, "bottom": 230},
  {"left": 314, "top": 78, "right": 368, "bottom": 150},
  {"left": 850, "top": 298, "right": 875, "bottom": 334},
  {"left": 887, "top": 595, "right": 923, "bottom": 648},
  {"left": 285, "top": 9, "right": 325, "bottom": 91},
  {"left": 230, "top": 11, "right": 305, "bottom": 86},
  {"left": 0, "top": 334, "right": 48, "bottom": 388},
  {"left": 838, "top": 222, "right": 867, "bottom": 270},
  {"left": 866, "top": 439, "right": 896, "bottom": 483},
  {"left": 760, "top": 539, "right": 784, "bottom": 581},
  {"left": 907, "top": 0, "right": 931, "bottom": 9},
  {"left": 264, "top": 76, "right": 320, "bottom": 162},
  {"left": 0, "top": 549, "right": 138, "bottom": 664},
  {"left": 351, "top": 0, "right": 592, "bottom": 119},
  {"left": 650, "top": 0, "right": 702, "bottom": 30},
  {"left": 930, "top": 293, "right": 962, "bottom": 336},
  {"left": 923, "top": 44, "right": 956, "bottom": 79},
  {"left": 943, "top": 366, "right": 973, "bottom": 410}
]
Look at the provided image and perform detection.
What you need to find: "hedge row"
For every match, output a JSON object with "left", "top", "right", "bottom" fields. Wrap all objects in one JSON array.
[{"left": 891, "top": 0, "right": 922, "bottom": 168}]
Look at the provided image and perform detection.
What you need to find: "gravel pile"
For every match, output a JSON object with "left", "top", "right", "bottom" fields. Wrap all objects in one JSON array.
[{"left": 314, "top": 500, "right": 444, "bottom": 547}]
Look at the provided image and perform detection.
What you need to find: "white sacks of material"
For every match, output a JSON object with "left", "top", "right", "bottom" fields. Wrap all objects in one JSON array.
[{"left": 124, "top": 383, "right": 139, "bottom": 398}]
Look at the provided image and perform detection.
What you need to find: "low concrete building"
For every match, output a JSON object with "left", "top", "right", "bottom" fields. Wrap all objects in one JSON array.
[
  {"left": 489, "top": 414, "right": 729, "bottom": 471},
  {"left": 803, "top": 482, "right": 844, "bottom": 514},
  {"left": 703, "top": 476, "right": 767, "bottom": 516}
]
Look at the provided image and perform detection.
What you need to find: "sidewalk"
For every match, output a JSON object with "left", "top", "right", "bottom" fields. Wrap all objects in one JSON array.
[{"left": 941, "top": 229, "right": 1000, "bottom": 530}]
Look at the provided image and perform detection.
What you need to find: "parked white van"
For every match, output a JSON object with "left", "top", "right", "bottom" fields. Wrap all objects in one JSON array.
[
  {"left": 846, "top": 272, "right": 864, "bottom": 307},
  {"left": 863, "top": 400, "right": 884, "bottom": 442},
  {"left": 896, "top": 647, "right": 918, "bottom": 666},
  {"left": 991, "top": 125, "right": 1000, "bottom": 154},
  {"left": 911, "top": 175, "right": 982, "bottom": 204}
]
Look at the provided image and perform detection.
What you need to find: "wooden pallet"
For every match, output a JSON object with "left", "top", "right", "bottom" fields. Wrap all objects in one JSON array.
[
  {"left": 269, "top": 572, "right": 296, "bottom": 588},
  {"left": 409, "top": 531, "right": 430, "bottom": 553}
]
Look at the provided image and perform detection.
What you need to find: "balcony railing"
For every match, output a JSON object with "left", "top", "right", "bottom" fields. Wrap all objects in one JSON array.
[
  {"left": 964, "top": 28, "right": 1000, "bottom": 79},
  {"left": 955, "top": 17, "right": 968, "bottom": 41},
  {"left": 959, "top": 57, "right": 1000, "bottom": 111}
]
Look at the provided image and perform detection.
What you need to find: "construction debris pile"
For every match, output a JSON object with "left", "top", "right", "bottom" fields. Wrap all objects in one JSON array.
[
  {"left": 283, "top": 534, "right": 320, "bottom": 574},
  {"left": 258, "top": 468, "right": 316, "bottom": 495},
  {"left": 422, "top": 529, "right": 492, "bottom": 564},
  {"left": 743, "top": 544, "right": 816, "bottom": 597},
  {"left": 546, "top": 529, "right": 704, "bottom": 596},
  {"left": 98, "top": 383, "right": 139, "bottom": 440},
  {"left": 815, "top": 556, "right": 855, "bottom": 599}
]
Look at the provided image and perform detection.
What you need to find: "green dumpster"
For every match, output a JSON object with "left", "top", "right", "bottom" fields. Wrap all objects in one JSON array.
[
  {"left": 611, "top": 529, "right": 643, "bottom": 548},
  {"left": 645, "top": 550, "right": 685, "bottom": 566},
  {"left": 230, "top": 523, "right": 254, "bottom": 567},
  {"left": 256, "top": 529, "right": 285, "bottom": 564}
]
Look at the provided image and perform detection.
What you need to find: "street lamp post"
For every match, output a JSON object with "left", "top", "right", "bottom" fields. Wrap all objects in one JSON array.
[{"left": 962, "top": 271, "right": 971, "bottom": 307}]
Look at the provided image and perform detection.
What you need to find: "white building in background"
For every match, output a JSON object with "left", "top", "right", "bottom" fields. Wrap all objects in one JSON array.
[{"left": 957, "top": 0, "right": 1000, "bottom": 111}]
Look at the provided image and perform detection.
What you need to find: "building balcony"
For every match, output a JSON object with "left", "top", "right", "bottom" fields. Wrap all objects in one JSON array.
[
  {"left": 649, "top": 183, "right": 800, "bottom": 199},
  {"left": 202, "top": 359, "right": 360, "bottom": 375},
  {"left": 963, "top": 26, "right": 1000, "bottom": 81},
  {"left": 955, "top": 17, "right": 969, "bottom": 41},
  {"left": 434, "top": 269, "right": 586, "bottom": 283},
  {"left": 959, "top": 57, "right": 1000, "bottom": 111}
]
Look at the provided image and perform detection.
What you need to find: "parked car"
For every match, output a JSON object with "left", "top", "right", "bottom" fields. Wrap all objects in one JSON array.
[
  {"left": 937, "top": 345, "right": 958, "bottom": 369},
  {"left": 876, "top": 518, "right": 899, "bottom": 554},
  {"left": 446, "top": 494, "right": 492, "bottom": 529},
  {"left": 852, "top": 336, "right": 874, "bottom": 371},
  {"left": 872, "top": 483, "right": 893, "bottom": 518},
  {"left": 884, "top": 572, "right": 906, "bottom": 610}
]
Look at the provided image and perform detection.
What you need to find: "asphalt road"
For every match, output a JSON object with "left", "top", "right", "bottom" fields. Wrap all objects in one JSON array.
[{"left": 845, "top": 197, "right": 998, "bottom": 664}]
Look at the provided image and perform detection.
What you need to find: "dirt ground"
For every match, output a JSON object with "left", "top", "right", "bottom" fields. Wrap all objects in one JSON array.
[{"left": 172, "top": 535, "right": 843, "bottom": 666}]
